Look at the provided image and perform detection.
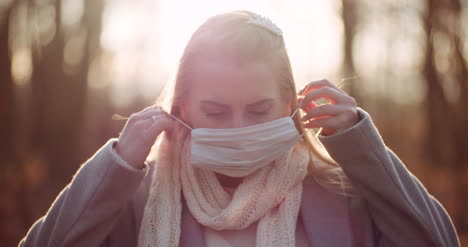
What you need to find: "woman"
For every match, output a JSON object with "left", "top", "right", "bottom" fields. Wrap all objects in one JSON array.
[{"left": 20, "top": 10, "right": 459, "bottom": 247}]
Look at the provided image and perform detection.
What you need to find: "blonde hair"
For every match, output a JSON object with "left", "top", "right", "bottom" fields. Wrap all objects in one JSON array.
[{"left": 152, "top": 10, "right": 354, "bottom": 197}]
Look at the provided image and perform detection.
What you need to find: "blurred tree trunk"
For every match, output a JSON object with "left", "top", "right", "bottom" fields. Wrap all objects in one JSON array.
[
  {"left": 0, "top": 4, "right": 15, "bottom": 244},
  {"left": 341, "top": 0, "right": 360, "bottom": 102},
  {"left": 0, "top": 2, "right": 34, "bottom": 245},
  {"left": 0, "top": 3, "right": 15, "bottom": 167},
  {"left": 29, "top": 0, "right": 104, "bottom": 187},
  {"left": 422, "top": 0, "right": 468, "bottom": 232},
  {"left": 1, "top": 0, "right": 105, "bottom": 244},
  {"left": 29, "top": 0, "right": 71, "bottom": 186},
  {"left": 449, "top": 0, "right": 468, "bottom": 232}
]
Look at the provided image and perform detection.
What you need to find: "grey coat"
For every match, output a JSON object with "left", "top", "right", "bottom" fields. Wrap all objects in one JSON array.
[{"left": 19, "top": 108, "right": 460, "bottom": 247}]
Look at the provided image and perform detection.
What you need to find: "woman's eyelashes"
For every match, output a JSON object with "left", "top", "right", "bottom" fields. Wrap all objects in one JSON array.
[
  {"left": 247, "top": 104, "right": 272, "bottom": 117},
  {"left": 204, "top": 110, "right": 270, "bottom": 119},
  {"left": 200, "top": 99, "right": 274, "bottom": 120},
  {"left": 206, "top": 111, "right": 227, "bottom": 118},
  {"left": 248, "top": 110, "right": 269, "bottom": 116}
]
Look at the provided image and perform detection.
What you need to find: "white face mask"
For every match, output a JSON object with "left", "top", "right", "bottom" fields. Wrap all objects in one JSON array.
[{"left": 168, "top": 108, "right": 303, "bottom": 177}]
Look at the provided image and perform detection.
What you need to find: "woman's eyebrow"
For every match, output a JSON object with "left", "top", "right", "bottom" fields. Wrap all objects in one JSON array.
[
  {"left": 200, "top": 100, "right": 230, "bottom": 109},
  {"left": 247, "top": 98, "right": 274, "bottom": 107}
]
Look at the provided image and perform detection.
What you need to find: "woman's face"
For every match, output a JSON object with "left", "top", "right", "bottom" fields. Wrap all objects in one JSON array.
[{"left": 180, "top": 51, "right": 291, "bottom": 129}]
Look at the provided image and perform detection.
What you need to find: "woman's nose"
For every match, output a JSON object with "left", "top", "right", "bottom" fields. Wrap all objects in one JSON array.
[{"left": 231, "top": 117, "right": 249, "bottom": 129}]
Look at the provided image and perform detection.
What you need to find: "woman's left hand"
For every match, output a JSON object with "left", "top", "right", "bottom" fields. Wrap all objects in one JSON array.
[{"left": 298, "top": 79, "right": 360, "bottom": 136}]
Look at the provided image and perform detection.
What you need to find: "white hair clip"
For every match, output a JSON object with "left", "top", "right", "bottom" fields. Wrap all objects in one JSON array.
[{"left": 247, "top": 13, "right": 283, "bottom": 37}]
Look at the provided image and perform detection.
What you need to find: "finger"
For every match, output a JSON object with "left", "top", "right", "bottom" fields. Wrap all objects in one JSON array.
[
  {"left": 297, "top": 98, "right": 318, "bottom": 111},
  {"left": 298, "top": 79, "right": 342, "bottom": 96},
  {"left": 144, "top": 117, "right": 175, "bottom": 137},
  {"left": 302, "top": 104, "right": 347, "bottom": 120},
  {"left": 138, "top": 104, "right": 162, "bottom": 115},
  {"left": 133, "top": 107, "right": 166, "bottom": 121},
  {"left": 300, "top": 86, "right": 345, "bottom": 109},
  {"left": 128, "top": 111, "right": 169, "bottom": 134},
  {"left": 141, "top": 112, "right": 173, "bottom": 128},
  {"left": 130, "top": 105, "right": 163, "bottom": 118},
  {"left": 303, "top": 114, "right": 343, "bottom": 130}
]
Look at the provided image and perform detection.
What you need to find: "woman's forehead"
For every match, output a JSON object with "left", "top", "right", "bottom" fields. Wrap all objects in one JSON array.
[{"left": 188, "top": 58, "right": 281, "bottom": 104}]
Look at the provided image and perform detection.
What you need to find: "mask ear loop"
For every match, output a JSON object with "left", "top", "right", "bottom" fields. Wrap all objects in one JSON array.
[
  {"left": 290, "top": 107, "right": 300, "bottom": 118},
  {"left": 166, "top": 112, "right": 193, "bottom": 130},
  {"left": 290, "top": 106, "right": 313, "bottom": 138}
]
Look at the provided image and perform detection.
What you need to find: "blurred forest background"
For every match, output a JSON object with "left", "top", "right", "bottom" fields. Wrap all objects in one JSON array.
[{"left": 0, "top": 0, "right": 467, "bottom": 245}]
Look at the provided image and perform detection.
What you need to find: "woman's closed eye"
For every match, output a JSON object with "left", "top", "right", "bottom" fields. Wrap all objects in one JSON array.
[
  {"left": 246, "top": 99, "right": 274, "bottom": 118},
  {"left": 249, "top": 110, "right": 270, "bottom": 116},
  {"left": 200, "top": 100, "right": 230, "bottom": 119},
  {"left": 247, "top": 104, "right": 273, "bottom": 117},
  {"left": 206, "top": 111, "right": 228, "bottom": 118}
]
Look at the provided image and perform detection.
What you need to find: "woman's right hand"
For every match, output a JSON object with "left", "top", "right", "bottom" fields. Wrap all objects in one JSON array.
[{"left": 114, "top": 105, "right": 175, "bottom": 169}]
